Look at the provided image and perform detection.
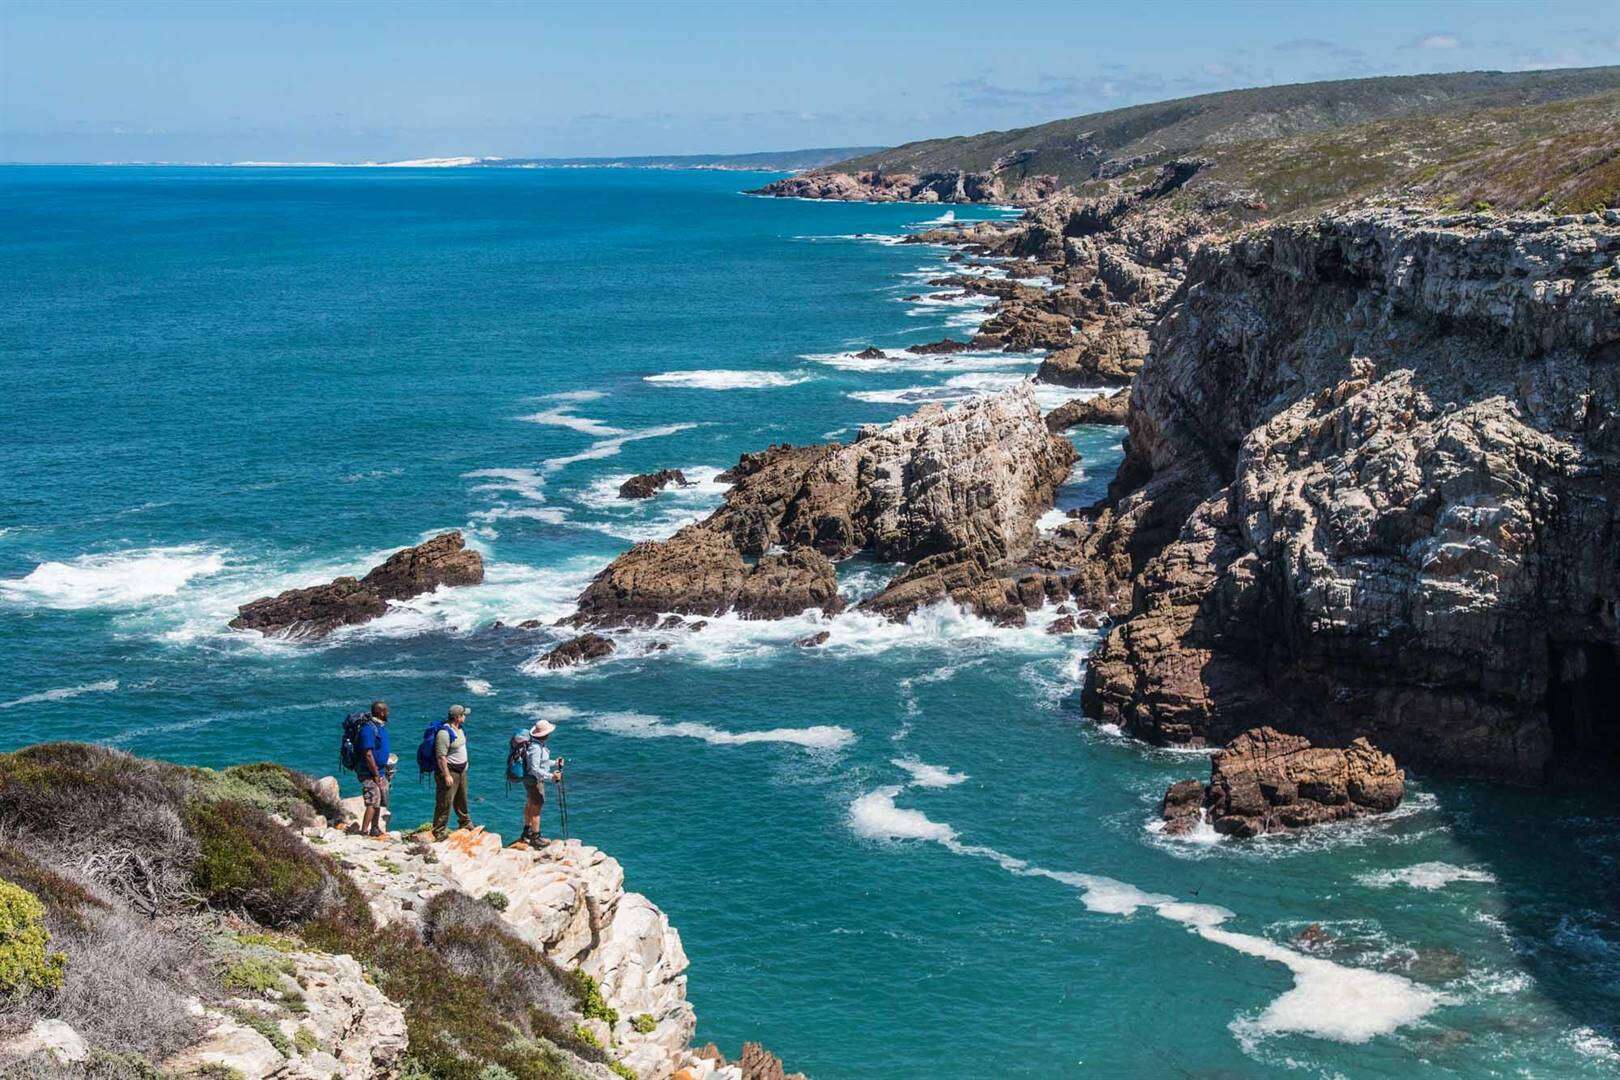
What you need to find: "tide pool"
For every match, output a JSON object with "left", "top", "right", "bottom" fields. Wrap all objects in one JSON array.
[{"left": 2, "top": 165, "right": 1617, "bottom": 1077}]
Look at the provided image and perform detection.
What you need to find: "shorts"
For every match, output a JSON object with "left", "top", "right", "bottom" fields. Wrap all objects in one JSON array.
[
  {"left": 361, "top": 775, "right": 390, "bottom": 808},
  {"left": 522, "top": 775, "right": 545, "bottom": 804}
]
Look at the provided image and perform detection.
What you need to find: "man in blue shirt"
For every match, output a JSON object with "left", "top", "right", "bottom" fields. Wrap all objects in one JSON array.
[{"left": 356, "top": 700, "right": 392, "bottom": 838}]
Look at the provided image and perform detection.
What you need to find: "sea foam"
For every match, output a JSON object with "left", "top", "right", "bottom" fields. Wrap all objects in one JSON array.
[
  {"left": 0, "top": 679, "right": 120, "bottom": 710},
  {"left": 0, "top": 546, "right": 228, "bottom": 609},
  {"left": 577, "top": 708, "right": 855, "bottom": 751},
  {"left": 644, "top": 370, "right": 815, "bottom": 390},
  {"left": 847, "top": 787, "right": 1442, "bottom": 1046}
]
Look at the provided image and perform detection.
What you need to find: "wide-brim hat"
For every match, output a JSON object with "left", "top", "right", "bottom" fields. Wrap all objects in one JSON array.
[{"left": 529, "top": 718, "right": 556, "bottom": 738}]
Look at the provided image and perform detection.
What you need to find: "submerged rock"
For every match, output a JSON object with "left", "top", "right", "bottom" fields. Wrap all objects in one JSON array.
[
  {"left": 853, "top": 346, "right": 887, "bottom": 359},
  {"left": 620, "top": 469, "right": 692, "bottom": 499},
  {"left": 229, "top": 531, "right": 483, "bottom": 639},
  {"left": 1161, "top": 727, "right": 1404, "bottom": 838},
  {"left": 796, "top": 630, "right": 830, "bottom": 647}
]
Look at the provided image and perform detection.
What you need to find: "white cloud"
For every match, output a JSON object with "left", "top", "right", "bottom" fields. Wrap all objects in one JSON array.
[{"left": 1417, "top": 34, "right": 1462, "bottom": 49}]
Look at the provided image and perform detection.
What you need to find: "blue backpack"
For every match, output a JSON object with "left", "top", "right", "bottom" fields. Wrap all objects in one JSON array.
[
  {"left": 507, "top": 730, "right": 532, "bottom": 783},
  {"left": 416, "top": 720, "right": 456, "bottom": 775},
  {"left": 339, "top": 712, "right": 371, "bottom": 772}
]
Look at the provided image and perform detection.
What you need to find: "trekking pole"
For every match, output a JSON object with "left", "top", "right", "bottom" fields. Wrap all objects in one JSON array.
[{"left": 557, "top": 770, "right": 569, "bottom": 840}]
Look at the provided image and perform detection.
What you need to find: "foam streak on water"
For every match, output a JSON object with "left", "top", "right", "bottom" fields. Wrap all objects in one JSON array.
[{"left": 847, "top": 786, "right": 1442, "bottom": 1047}]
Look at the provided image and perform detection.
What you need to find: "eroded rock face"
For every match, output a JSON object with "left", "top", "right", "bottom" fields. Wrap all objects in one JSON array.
[
  {"left": 314, "top": 822, "right": 699, "bottom": 1080},
  {"left": 230, "top": 531, "right": 483, "bottom": 639},
  {"left": 1160, "top": 727, "right": 1404, "bottom": 838},
  {"left": 749, "top": 169, "right": 1014, "bottom": 205},
  {"left": 1084, "top": 208, "right": 1620, "bottom": 783},
  {"left": 1047, "top": 389, "right": 1130, "bottom": 431},
  {"left": 620, "top": 469, "right": 692, "bottom": 499},
  {"left": 572, "top": 387, "right": 1074, "bottom": 626}
]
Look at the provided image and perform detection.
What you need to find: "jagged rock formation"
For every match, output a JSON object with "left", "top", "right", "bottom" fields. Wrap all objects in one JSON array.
[
  {"left": 1160, "top": 727, "right": 1404, "bottom": 838},
  {"left": 161, "top": 948, "right": 408, "bottom": 1078},
  {"left": 571, "top": 387, "right": 1075, "bottom": 627},
  {"left": 620, "top": 469, "right": 692, "bottom": 499},
  {"left": 1083, "top": 208, "right": 1620, "bottom": 783},
  {"left": 319, "top": 821, "right": 699, "bottom": 1079},
  {"left": 749, "top": 168, "right": 1039, "bottom": 205},
  {"left": 1047, "top": 389, "right": 1130, "bottom": 431},
  {"left": 229, "top": 531, "right": 484, "bottom": 639}
]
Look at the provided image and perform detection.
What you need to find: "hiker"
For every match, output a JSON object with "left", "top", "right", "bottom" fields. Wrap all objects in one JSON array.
[
  {"left": 355, "top": 700, "right": 392, "bottom": 838},
  {"left": 431, "top": 703, "right": 472, "bottom": 840},
  {"left": 517, "top": 717, "right": 563, "bottom": 846}
]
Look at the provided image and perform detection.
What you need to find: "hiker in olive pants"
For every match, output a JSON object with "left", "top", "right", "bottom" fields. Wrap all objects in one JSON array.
[{"left": 432, "top": 704, "right": 472, "bottom": 839}]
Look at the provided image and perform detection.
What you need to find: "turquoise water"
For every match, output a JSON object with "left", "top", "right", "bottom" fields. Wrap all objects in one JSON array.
[{"left": 2, "top": 165, "right": 1618, "bottom": 1077}]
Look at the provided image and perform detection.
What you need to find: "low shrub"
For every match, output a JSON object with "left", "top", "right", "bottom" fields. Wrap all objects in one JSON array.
[
  {"left": 632, "top": 1013, "right": 656, "bottom": 1035},
  {"left": 187, "top": 799, "right": 367, "bottom": 931},
  {"left": 567, "top": 970, "right": 618, "bottom": 1027},
  {"left": 571, "top": 1023, "right": 601, "bottom": 1050},
  {"left": 484, "top": 891, "right": 510, "bottom": 912},
  {"left": 0, "top": 880, "right": 65, "bottom": 996},
  {"left": 293, "top": 1025, "right": 319, "bottom": 1055},
  {"left": 221, "top": 954, "right": 295, "bottom": 996},
  {"left": 610, "top": 1063, "right": 637, "bottom": 1080}
]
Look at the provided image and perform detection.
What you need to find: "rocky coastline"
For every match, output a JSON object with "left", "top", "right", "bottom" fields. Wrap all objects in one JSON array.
[
  {"left": 0, "top": 744, "right": 803, "bottom": 1080},
  {"left": 760, "top": 151, "right": 1620, "bottom": 788}
]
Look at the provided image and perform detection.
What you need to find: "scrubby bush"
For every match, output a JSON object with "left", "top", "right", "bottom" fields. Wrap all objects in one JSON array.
[
  {"left": 632, "top": 1013, "right": 656, "bottom": 1035},
  {"left": 610, "top": 1063, "right": 638, "bottom": 1080},
  {"left": 0, "top": 880, "right": 65, "bottom": 995},
  {"left": 566, "top": 969, "right": 619, "bottom": 1027},
  {"left": 221, "top": 954, "right": 295, "bottom": 996},
  {"left": 187, "top": 799, "right": 365, "bottom": 931},
  {"left": 484, "top": 891, "right": 510, "bottom": 912}
]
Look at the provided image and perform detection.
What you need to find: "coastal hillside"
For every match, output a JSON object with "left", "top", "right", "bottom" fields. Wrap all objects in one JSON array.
[
  {"left": 832, "top": 67, "right": 1620, "bottom": 189},
  {"left": 0, "top": 744, "right": 795, "bottom": 1080}
]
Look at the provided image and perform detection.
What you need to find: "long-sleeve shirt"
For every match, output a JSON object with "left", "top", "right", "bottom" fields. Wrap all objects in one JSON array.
[{"left": 523, "top": 740, "right": 557, "bottom": 782}]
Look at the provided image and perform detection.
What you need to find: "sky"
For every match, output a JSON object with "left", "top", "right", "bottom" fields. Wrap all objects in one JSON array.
[{"left": 3, "top": 0, "right": 1619, "bottom": 163}]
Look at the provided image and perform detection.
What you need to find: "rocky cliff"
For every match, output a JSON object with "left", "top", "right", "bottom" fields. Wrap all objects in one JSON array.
[
  {"left": 571, "top": 386, "right": 1076, "bottom": 626},
  {"left": 748, "top": 169, "right": 1057, "bottom": 206},
  {"left": 1080, "top": 208, "right": 1620, "bottom": 783},
  {"left": 0, "top": 745, "right": 798, "bottom": 1080}
]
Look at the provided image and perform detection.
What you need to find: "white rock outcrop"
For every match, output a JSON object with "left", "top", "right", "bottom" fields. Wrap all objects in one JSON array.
[{"left": 317, "top": 810, "right": 698, "bottom": 1080}]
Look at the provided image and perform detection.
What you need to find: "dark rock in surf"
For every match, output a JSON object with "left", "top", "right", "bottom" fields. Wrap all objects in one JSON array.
[
  {"left": 796, "top": 631, "right": 831, "bottom": 648},
  {"left": 905, "top": 337, "right": 972, "bottom": 356},
  {"left": 618, "top": 469, "right": 692, "bottom": 499},
  {"left": 229, "top": 531, "right": 484, "bottom": 640},
  {"left": 1161, "top": 727, "right": 1405, "bottom": 838},
  {"left": 541, "top": 633, "right": 616, "bottom": 669}
]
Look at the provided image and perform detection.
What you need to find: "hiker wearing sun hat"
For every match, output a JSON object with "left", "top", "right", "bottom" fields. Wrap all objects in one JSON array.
[
  {"left": 514, "top": 716, "right": 563, "bottom": 846},
  {"left": 430, "top": 703, "right": 473, "bottom": 840}
]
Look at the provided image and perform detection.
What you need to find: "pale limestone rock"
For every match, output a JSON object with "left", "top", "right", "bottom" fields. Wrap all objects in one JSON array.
[
  {"left": 311, "top": 823, "right": 697, "bottom": 1079},
  {"left": 0, "top": 1019, "right": 89, "bottom": 1067}
]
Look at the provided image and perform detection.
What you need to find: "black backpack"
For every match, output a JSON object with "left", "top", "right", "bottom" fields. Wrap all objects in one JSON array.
[{"left": 340, "top": 712, "right": 371, "bottom": 772}]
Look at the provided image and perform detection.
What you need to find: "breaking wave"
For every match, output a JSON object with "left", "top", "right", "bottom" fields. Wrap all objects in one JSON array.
[
  {"left": 644, "top": 369, "right": 816, "bottom": 390},
  {"left": 0, "top": 679, "right": 120, "bottom": 710},
  {"left": 0, "top": 545, "right": 228, "bottom": 610},
  {"left": 847, "top": 786, "right": 1442, "bottom": 1046}
]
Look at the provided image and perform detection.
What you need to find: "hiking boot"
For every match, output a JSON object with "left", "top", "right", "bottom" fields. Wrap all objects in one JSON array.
[
  {"left": 368, "top": 827, "right": 385, "bottom": 840},
  {"left": 431, "top": 830, "right": 448, "bottom": 842}
]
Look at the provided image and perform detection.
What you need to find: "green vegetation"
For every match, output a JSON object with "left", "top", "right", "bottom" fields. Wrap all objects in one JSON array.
[
  {"left": 0, "top": 879, "right": 66, "bottom": 995},
  {"left": 610, "top": 1063, "right": 638, "bottom": 1080},
  {"left": 484, "top": 890, "right": 510, "bottom": 912},
  {"left": 567, "top": 969, "right": 619, "bottom": 1027},
  {"left": 571, "top": 1023, "right": 602, "bottom": 1049},
  {"left": 632, "top": 1013, "right": 656, "bottom": 1035},
  {"left": 0, "top": 744, "right": 617, "bottom": 1079},
  {"left": 293, "top": 1025, "right": 320, "bottom": 1055},
  {"left": 221, "top": 954, "right": 295, "bottom": 996},
  {"left": 836, "top": 67, "right": 1620, "bottom": 189}
]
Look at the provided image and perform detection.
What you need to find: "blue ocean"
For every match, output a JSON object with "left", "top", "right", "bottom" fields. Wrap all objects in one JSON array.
[{"left": 2, "top": 165, "right": 1617, "bottom": 1077}]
